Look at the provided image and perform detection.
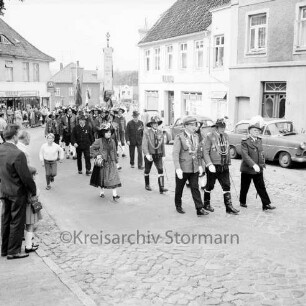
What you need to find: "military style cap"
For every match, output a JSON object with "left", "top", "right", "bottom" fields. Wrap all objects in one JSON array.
[
  {"left": 212, "top": 118, "right": 226, "bottom": 128},
  {"left": 183, "top": 116, "right": 198, "bottom": 126},
  {"left": 132, "top": 110, "right": 140, "bottom": 117}
]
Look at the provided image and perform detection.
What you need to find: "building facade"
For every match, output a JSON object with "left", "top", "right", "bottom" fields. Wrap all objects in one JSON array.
[
  {"left": 229, "top": 0, "right": 306, "bottom": 132},
  {"left": 138, "top": 0, "right": 231, "bottom": 125},
  {"left": 0, "top": 18, "right": 55, "bottom": 109},
  {"left": 49, "top": 62, "right": 101, "bottom": 109}
]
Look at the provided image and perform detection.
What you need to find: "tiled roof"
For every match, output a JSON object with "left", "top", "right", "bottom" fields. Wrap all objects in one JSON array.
[
  {"left": 0, "top": 18, "right": 55, "bottom": 62},
  {"left": 50, "top": 63, "right": 100, "bottom": 84},
  {"left": 139, "top": 0, "right": 231, "bottom": 44}
]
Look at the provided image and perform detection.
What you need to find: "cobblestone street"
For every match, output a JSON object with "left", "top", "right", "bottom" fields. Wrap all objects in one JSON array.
[{"left": 24, "top": 128, "right": 306, "bottom": 306}]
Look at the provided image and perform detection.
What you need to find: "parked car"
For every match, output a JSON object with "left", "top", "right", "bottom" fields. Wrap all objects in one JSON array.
[
  {"left": 228, "top": 118, "right": 306, "bottom": 168},
  {"left": 163, "top": 115, "right": 214, "bottom": 144}
]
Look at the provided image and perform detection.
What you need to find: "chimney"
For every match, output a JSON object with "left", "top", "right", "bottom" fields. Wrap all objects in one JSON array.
[{"left": 60, "top": 63, "right": 63, "bottom": 70}]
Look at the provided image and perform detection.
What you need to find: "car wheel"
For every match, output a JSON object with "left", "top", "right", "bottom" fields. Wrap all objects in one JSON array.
[
  {"left": 163, "top": 132, "right": 169, "bottom": 144},
  {"left": 278, "top": 152, "right": 292, "bottom": 168},
  {"left": 229, "top": 146, "right": 238, "bottom": 159}
]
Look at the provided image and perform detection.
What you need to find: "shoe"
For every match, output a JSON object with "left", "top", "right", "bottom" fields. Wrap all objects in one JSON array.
[
  {"left": 73, "top": 156, "right": 77, "bottom": 160},
  {"left": 86, "top": 170, "right": 92, "bottom": 176},
  {"left": 204, "top": 204, "right": 214, "bottom": 212},
  {"left": 138, "top": 166, "right": 144, "bottom": 170},
  {"left": 78, "top": 171, "right": 82, "bottom": 174},
  {"left": 176, "top": 207, "right": 185, "bottom": 214},
  {"left": 117, "top": 166, "right": 122, "bottom": 170},
  {"left": 197, "top": 208, "right": 209, "bottom": 216},
  {"left": 113, "top": 195, "right": 120, "bottom": 202},
  {"left": 99, "top": 193, "right": 105, "bottom": 198},
  {"left": 131, "top": 165, "right": 135, "bottom": 168},
  {"left": 1, "top": 252, "right": 7, "bottom": 257},
  {"left": 46, "top": 185, "right": 51, "bottom": 190},
  {"left": 7, "top": 253, "right": 29, "bottom": 260},
  {"left": 25, "top": 245, "right": 39, "bottom": 253},
  {"left": 122, "top": 154, "right": 126, "bottom": 157},
  {"left": 145, "top": 185, "right": 152, "bottom": 191},
  {"left": 66, "top": 155, "right": 70, "bottom": 159},
  {"left": 240, "top": 203, "right": 247, "bottom": 208},
  {"left": 263, "top": 204, "right": 276, "bottom": 211}
]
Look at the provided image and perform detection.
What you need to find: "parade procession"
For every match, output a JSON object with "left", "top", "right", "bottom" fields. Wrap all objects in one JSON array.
[{"left": 1, "top": 0, "right": 306, "bottom": 306}]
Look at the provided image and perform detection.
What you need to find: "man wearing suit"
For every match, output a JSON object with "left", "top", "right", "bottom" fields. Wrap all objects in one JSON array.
[
  {"left": 172, "top": 116, "right": 208, "bottom": 216},
  {"left": 71, "top": 115, "right": 95, "bottom": 175},
  {"left": 61, "top": 107, "right": 77, "bottom": 159},
  {"left": 0, "top": 124, "right": 37, "bottom": 259},
  {"left": 125, "top": 111, "right": 144, "bottom": 169}
]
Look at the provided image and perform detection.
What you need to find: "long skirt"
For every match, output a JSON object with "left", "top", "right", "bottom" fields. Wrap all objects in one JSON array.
[
  {"left": 25, "top": 189, "right": 42, "bottom": 225},
  {"left": 90, "top": 161, "right": 121, "bottom": 189}
]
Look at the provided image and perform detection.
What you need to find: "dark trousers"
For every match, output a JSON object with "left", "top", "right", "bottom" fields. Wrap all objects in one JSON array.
[
  {"left": 1, "top": 195, "right": 27, "bottom": 255},
  {"left": 239, "top": 172, "right": 271, "bottom": 206},
  {"left": 76, "top": 147, "right": 91, "bottom": 172},
  {"left": 129, "top": 144, "right": 143, "bottom": 167},
  {"left": 175, "top": 172, "right": 203, "bottom": 210},
  {"left": 144, "top": 156, "right": 163, "bottom": 175},
  {"left": 54, "top": 134, "right": 60, "bottom": 145},
  {"left": 205, "top": 166, "right": 230, "bottom": 192}
]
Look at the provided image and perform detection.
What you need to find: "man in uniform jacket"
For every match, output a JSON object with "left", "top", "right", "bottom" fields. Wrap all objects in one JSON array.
[
  {"left": 203, "top": 118, "right": 239, "bottom": 215},
  {"left": 61, "top": 107, "right": 77, "bottom": 159},
  {"left": 113, "top": 107, "right": 127, "bottom": 157},
  {"left": 125, "top": 110, "right": 144, "bottom": 169},
  {"left": 172, "top": 116, "right": 207, "bottom": 216},
  {"left": 0, "top": 124, "right": 37, "bottom": 259},
  {"left": 142, "top": 116, "right": 168, "bottom": 194},
  {"left": 239, "top": 116, "right": 275, "bottom": 211},
  {"left": 71, "top": 115, "right": 94, "bottom": 175},
  {"left": 45, "top": 114, "right": 61, "bottom": 144}
]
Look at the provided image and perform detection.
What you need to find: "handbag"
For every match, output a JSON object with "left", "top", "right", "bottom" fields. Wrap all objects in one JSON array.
[
  {"left": 30, "top": 196, "right": 43, "bottom": 213},
  {"left": 94, "top": 157, "right": 104, "bottom": 167}
]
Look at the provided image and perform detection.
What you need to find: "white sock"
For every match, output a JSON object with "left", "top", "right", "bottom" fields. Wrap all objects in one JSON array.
[
  {"left": 112, "top": 189, "right": 117, "bottom": 197},
  {"left": 25, "top": 231, "right": 33, "bottom": 249},
  {"left": 117, "top": 163, "right": 121, "bottom": 169},
  {"left": 100, "top": 188, "right": 104, "bottom": 196}
]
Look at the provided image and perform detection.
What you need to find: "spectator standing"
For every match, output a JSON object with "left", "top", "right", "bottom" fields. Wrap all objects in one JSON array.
[
  {"left": 0, "top": 124, "right": 36, "bottom": 259},
  {"left": 0, "top": 112, "right": 7, "bottom": 143}
]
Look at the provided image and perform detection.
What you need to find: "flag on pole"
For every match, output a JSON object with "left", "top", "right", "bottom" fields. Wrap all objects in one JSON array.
[
  {"left": 75, "top": 77, "right": 82, "bottom": 107},
  {"left": 85, "top": 87, "right": 90, "bottom": 106}
]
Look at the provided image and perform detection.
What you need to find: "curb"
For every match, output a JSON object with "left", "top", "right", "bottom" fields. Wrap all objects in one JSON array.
[{"left": 36, "top": 247, "right": 97, "bottom": 306}]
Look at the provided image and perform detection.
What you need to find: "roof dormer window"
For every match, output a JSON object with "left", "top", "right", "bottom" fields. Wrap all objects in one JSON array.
[{"left": 0, "top": 34, "right": 12, "bottom": 44}]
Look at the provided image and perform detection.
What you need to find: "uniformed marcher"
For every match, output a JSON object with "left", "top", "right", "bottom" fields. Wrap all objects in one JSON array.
[
  {"left": 203, "top": 118, "right": 239, "bottom": 214},
  {"left": 239, "top": 116, "right": 275, "bottom": 211},
  {"left": 142, "top": 116, "right": 168, "bottom": 194},
  {"left": 173, "top": 116, "right": 208, "bottom": 216}
]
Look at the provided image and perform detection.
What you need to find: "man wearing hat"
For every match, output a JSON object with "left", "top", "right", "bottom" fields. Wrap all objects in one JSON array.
[
  {"left": 45, "top": 114, "right": 60, "bottom": 144},
  {"left": 203, "top": 118, "right": 239, "bottom": 215},
  {"left": 126, "top": 111, "right": 144, "bottom": 169},
  {"left": 71, "top": 115, "right": 94, "bottom": 175},
  {"left": 113, "top": 107, "right": 127, "bottom": 157},
  {"left": 173, "top": 116, "right": 207, "bottom": 216},
  {"left": 239, "top": 116, "right": 275, "bottom": 211},
  {"left": 61, "top": 108, "right": 77, "bottom": 159},
  {"left": 142, "top": 115, "right": 168, "bottom": 194}
]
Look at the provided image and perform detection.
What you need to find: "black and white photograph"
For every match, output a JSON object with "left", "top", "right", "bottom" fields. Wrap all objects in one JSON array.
[{"left": 1, "top": 0, "right": 306, "bottom": 305}]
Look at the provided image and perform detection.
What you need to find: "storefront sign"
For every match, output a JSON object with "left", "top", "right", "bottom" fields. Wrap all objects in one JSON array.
[
  {"left": 162, "top": 75, "right": 174, "bottom": 83},
  {"left": 0, "top": 91, "right": 39, "bottom": 97}
]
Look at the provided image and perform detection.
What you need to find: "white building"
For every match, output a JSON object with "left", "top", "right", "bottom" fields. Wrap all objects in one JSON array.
[{"left": 138, "top": 0, "right": 232, "bottom": 125}]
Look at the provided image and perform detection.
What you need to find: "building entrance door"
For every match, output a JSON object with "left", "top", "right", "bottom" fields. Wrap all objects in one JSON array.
[{"left": 236, "top": 96, "right": 250, "bottom": 122}]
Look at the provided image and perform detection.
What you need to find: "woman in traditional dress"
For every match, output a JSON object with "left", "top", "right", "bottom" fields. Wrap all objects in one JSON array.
[{"left": 90, "top": 123, "right": 121, "bottom": 201}]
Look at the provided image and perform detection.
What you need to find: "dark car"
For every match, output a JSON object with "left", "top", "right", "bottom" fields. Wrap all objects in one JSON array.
[
  {"left": 228, "top": 118, "right": 306, "bottom": 168},
  {"left": 163, "top": 115, "right": 214, "bottom": 144}
]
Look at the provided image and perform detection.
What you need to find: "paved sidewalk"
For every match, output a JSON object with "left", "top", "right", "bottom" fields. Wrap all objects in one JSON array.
[{"left": 0, "top": 204, "right": 88, "bottom": 306}]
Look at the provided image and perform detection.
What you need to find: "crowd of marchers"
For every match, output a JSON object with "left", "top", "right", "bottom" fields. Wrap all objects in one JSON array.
[{"left": 0, "top": 102, "right": 275, "bottom": 260}]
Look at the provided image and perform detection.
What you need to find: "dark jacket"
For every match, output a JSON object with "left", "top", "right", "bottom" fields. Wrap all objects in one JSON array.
[
  {"left": 142, "top": 128, "right": 165, "bottom": 157},
  {"left": 61, "top": 114, "right": 76, "bottom": 135},
  {"left": 0, "top": 142, "right": 36, "bottom": 197},
  {"left": 126, "top": 119, "right": 144, "bottom": 146},
  {"left": 91, "top": 137, "right": 118, "bottom": 163},
  {"left": 240, "top": 136, "right": 266, "bottom": 174},
  {"left": 71, "top": 124, "right": 94, "bottom": 149}
]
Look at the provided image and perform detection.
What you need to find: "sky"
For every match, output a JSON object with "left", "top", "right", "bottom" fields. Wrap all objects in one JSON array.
[{"left": 2, "top": 0, "right": 177, "bottom": 73}]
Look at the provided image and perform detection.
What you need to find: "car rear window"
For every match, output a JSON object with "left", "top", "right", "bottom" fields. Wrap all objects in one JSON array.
[{"left": 235, "top": 123, "right": 249, "bottom": 134}]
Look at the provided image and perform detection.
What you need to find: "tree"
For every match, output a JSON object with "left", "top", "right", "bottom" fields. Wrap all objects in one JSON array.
[{"left": 0, "top": 0, "right": 23, "bottom": 16}]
